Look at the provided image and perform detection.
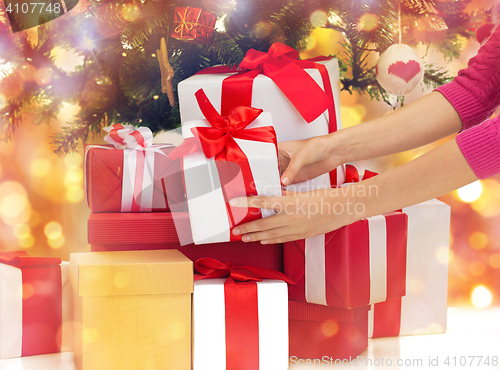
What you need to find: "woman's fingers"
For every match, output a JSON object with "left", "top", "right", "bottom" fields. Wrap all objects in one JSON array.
[{"left": 232, "top": 212, "right": 289, "bottom": 236}]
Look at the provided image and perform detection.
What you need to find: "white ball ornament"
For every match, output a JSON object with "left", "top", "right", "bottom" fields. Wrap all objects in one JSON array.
[{"left": 376, "top": 44, "right": 424, "bottom": 96}]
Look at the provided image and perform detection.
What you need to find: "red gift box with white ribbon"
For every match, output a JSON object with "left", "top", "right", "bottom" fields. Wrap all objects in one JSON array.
[
  {"left": 0, "top": 251, "right": 72, "bottom": 358},
  {"left": 192, "top": 258, "right": 292, "bottom": 370},
  {"left": 284, "top": 211, "right": 408, "bottom": 309},
  {"left": 85, "top": 124, "right": 186, "bottom": 213}
]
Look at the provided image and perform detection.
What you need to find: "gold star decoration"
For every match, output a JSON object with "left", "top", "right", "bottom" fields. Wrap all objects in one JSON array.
[{"left": 157, "top": 37, "right": 175, "bottom": 107}]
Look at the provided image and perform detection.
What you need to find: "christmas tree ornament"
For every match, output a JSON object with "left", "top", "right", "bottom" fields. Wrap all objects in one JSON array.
[
  {"left": 157, "top": 37, "right": 175, "bottom": 107},
  {"left": 476, "top": 23, "right": 496, "bottom": 44},
  {"left": 170, "top": 6, "right": 216, "bottom": 44},
  {"left": 376, "top": 44, "right": 424, "bottom": 96}
]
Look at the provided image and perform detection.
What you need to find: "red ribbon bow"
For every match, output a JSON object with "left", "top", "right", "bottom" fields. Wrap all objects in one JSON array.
[
  {"left": 197, "top": 42, "right": 335, "bottom": 124},
  {"left": 194, "top": 257, "right": 295, "bottom": 284},
  {"left": 345, "top": 164, "right": 379, "bottom": 183},
  {"left": 169, "top": 89, "right": 276, "bottom": 161}
]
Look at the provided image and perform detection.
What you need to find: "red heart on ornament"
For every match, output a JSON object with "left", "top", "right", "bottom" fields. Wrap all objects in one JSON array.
[{"left": 388, "top": 61, "right": 421, "bottom": 82}]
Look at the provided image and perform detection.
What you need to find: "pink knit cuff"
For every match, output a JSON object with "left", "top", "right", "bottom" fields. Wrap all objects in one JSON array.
[
  {"left": 436, "top": 83, "right": 489, "bottom": 132},
  {"left": 456, "top": 118, "right": 500, "bottom": 179}
]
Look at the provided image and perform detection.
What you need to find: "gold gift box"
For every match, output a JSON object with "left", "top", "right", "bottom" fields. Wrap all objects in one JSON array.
[{"left": 70, "top": 250, "right": 193, "bottom": 370}]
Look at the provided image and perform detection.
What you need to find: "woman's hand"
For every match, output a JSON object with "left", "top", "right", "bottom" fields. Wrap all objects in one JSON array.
[
  {"left": 230, "top": 189, "right": 358, "bottom": 244},
  {"left": 278, "top": 135, "right": 342, "bottom": 186}
]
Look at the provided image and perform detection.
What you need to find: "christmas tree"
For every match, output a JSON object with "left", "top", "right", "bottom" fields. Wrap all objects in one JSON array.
[{"left": 0, "top": 0, "right": 487, "bottom": 153}]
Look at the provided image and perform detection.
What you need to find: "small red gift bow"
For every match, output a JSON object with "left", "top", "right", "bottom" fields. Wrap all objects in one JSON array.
[
  {"left": 0, "top": 251, "right": 63, "bottom": 357},
  {"left": 345, "top": 164, "right": 379, "bottom": 183}
]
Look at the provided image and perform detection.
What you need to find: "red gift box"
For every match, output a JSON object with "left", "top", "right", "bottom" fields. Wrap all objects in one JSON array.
[
  {"left": 289, "top": 300, "right": 369, "bottom": 360},
  {"left": 88, "top": 212, "right": 283, "bottom": 272},
  {"left": 171, "top": 7, "right": 216, "bottom": 44},
  {"left": 284, "top": 212, "right": 407, "bottom": 309},
  {"left": 85, "top": 144, "right": 186, "bottom": 213}
]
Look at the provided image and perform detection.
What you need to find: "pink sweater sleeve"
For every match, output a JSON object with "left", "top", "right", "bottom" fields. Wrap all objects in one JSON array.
[
  {"left": 435, "top": 24, "right": 500, "bottom": 131},
  {"left": 456, "top": 116, "right": 500, "bottom": 179}
]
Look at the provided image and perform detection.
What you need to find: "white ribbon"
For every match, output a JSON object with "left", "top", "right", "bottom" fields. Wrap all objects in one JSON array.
[
  {"left": 84, "top": 125, "right": 173, "bottom": 212},
  {"left": 304, "top": 215, "right": 388, "bottom": 306}
]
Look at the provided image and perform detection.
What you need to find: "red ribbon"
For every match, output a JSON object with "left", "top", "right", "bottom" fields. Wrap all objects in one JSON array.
[
  {"left": 194, "top": 257, "right": 295, "bottom": 284},
  {"left": 345, "top": 164, "right": 379, "bottom": 183},
  {"left": 170, "top": 89, "right": 278, "bottom": 240},
  {"left": 0, "top": 251, "right": 63, "bottom": 356},
  {"left": 195, "top": 258, "right": 293, "bottom": 370},
  {"left": 371, "top": 297, "right": 403, "bottom": 337}
]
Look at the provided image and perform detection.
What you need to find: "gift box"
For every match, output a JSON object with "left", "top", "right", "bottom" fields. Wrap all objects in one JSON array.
[
  {"left": 85, "top": 124, "right": 186, "bottom": 213},
  {"left": 289, "top": 300, "right": 368, "bottom": 360},
  {"left": 0, "top": 251, "right": 72, "bottom": 359},
  {"left": 284, "top": 212, "right": 408, "bottom": 309},
  {"left": 70, "top": 250, "right": 192, "bottom": 370},
  {"left": 88, "top": 212, "right": 284, "bottom": 272},
  {"left": 171, "top": 7, "right": 216, "bottom": 44},
  {"left": 368, "top": 199, "right": 451, "bottom": 337},
  {"left": 171, "top": 89, "right": 282, "bottom": 244},
  {"left": 192, "top": 258, "right": 290, "bottom": 370},
  {"left": 178, "top": 42, "right": 346, "bottom": 188}
]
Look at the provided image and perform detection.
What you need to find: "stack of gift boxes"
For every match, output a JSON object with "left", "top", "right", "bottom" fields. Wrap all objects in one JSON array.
[{"left": 0, "top": 41, "right": 451, "bottom": 369}]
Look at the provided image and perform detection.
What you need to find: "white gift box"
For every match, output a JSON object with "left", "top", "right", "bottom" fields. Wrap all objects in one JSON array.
[
  {"left": 369, "top": 199, "right": 451, "bottom": 337},
  {"left": 193, "top": 278, "right": 289, "bottom": 370},
  {"left": 178, "top": 58, "right": 346, "bottom": 189},
  {"left": 0, "top": 261, "right": 73, "bottom": 359},
  {"left": 181, "top": 112, "right": 282, "bottom": 244}
]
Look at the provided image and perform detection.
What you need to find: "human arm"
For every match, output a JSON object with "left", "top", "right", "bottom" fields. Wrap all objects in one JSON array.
[
  {"left": 280, "top": 23, "right": 500, "bottom": 186},
  {"left": 231, "top": 137, "right": 477, "bottom": 243},
  {"left": 280, "top": 91, "right": 462, "bottom": 185}
]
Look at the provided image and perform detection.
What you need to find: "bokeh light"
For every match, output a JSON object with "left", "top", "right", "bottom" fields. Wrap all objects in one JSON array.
[
  {"left": 468, "top": 231, "right": 488, "bottom": 250},
  {"left": 0, "top": 181, "right": 31, "bottom": 226},
  {"left": 357, "top": 13, "right": 378, "bottom": 32},
  {"left": 48, "top": 235, "right": 65, "bottom": 249},
  {"left": 468, "top": 261, "right": 485, "bottom": 276},
  {"left": 50, "top": 47, "right": 85, "bottom": 73},
  {"left": 435, "top": 246, "right": 452, "bottom": 264},
  {"left": 456, "top": 181, "right": 483, "bottom": 203},
  {"left": 44, "top": 221, "right": 63, "bottom": 240},
  {"left": 31, "top": 158, "right": 52, "bottom": 177},
  {"left": 18, "top": 234, "right": 35, "bottom": 249},
  {"left": 113, "top": 272, "right": 131, "bottom": 289},
  {"left": 310, "top": 10, "right": 328, "bottom": 28},
  {"left": 488, "top": 254, "right": 500, "bottom": 269},
  {"left": 253, "top": 21, "right": 272, "bottom": 39},
  {"left": 471, "top": 285, "right": 492, "bottom": 308},
  {"left": 321, "top": 321, "right": 339, "bottom": 337},
  {"left": 121, "top": 3, "right": 140, "bottom": 22}
]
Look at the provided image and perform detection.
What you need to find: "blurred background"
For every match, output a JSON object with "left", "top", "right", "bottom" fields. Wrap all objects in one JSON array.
[{"left": 0, "top": 0, "right": 499, "bottom": 309}]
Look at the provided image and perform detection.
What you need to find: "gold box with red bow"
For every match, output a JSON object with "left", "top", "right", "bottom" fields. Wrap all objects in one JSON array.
[
  {"left": 0, "top": 251, "right": 72, "bottom": 358},
  {"left": 70, "top": 250, "right": 193, "bottom": 370},
  {"left": 169, "top": 89, "right": 282, "bottom": 245},
  {"left": 192, "top": 258, "right": 291, "bottom": 370},
  {"left": 171, "top": 7, "right": 216, "bottom": 44}
]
